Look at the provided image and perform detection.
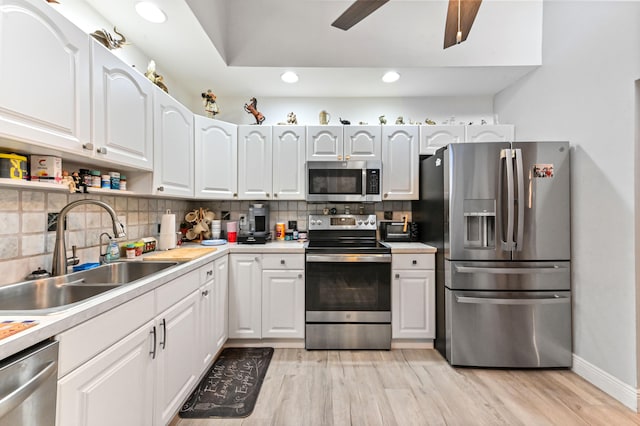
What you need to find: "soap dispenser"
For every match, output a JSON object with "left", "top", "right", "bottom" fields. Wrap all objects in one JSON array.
[{"left": 100, "top": 232, "right": 120, "bottom": 263}]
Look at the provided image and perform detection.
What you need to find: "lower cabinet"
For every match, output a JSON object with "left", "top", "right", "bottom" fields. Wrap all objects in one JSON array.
[
  {"left": 229, "top": 253, "right": 305, "bottom": 339},
  {"left": 56, "top": 262, "right": 219, "bottom": 426},
  {"left": 391, "top": 253, "right": 436, "bottom": 339}
]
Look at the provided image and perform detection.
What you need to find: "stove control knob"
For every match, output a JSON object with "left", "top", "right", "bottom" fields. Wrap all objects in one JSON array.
[{"left": 357, "top": 220, "right": 363, "bottom": 225}]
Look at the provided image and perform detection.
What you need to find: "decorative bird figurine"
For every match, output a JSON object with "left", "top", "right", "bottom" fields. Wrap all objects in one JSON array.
[{"left": 46, "top": 0, "right": 60, "bottom": 3}]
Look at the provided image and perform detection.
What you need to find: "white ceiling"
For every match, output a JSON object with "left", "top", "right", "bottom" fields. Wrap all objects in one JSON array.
[{"left": 80, "top": 0, "right": 542, "bottom": 98}]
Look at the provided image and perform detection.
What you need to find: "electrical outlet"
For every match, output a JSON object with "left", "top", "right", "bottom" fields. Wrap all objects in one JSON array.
[{"left": 47, "top": 213, "right": 66, "bottom": 231}]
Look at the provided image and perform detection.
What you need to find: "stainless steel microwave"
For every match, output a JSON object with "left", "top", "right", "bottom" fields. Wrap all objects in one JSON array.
[{"left": 306, "top": 160, "right": 382, "bottom": 202}]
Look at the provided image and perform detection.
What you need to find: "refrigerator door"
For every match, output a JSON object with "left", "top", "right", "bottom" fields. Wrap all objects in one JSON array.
[
  {"left": 447, "top": 143, "right": 511, "bottom": 261},
  {"left": 445, "top": 260, "right": 571, "bottom": 291},
  {"left": 446, "top": 289, "right": 572, "bottom": 367},
  {"left": 512, "top": 142, "right": 570, "bottom": 260}
]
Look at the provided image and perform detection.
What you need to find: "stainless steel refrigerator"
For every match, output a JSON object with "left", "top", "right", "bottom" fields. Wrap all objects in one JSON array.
[{"left": 413, "top": 142, "right": 572, "bottom": 368}]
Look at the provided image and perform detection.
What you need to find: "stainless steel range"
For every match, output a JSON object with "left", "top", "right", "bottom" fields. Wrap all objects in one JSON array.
[{"left": 305, "top": 214, "right": 391, "bottom": 350}]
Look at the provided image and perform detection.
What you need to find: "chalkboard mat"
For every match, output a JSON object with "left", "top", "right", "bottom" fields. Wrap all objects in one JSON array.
[{"left": 179, "top": 347, "right": 274, "bottom": 418}]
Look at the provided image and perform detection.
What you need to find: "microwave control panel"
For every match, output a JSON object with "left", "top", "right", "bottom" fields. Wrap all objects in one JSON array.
[{"left": 366, "top": 169, "right": 380, "bottom": 194}]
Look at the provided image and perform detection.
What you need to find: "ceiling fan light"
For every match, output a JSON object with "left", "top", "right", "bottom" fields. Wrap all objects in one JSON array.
[
  {"left": 135, "top": 2, "right": 167, "bottom": 23},
  {"left": 281, "top": 71, "right": 299, "bottom": 83},
  {"left": 382, "top": 71, "right": 400, "bottom": 83}
]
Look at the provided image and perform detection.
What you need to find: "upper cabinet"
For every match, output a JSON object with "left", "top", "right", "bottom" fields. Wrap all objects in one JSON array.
[
  {"left": 420, "top": 125, "right": 465, "bottom": 155},
  {"left": 465, "top": 125, "right": 514, "bottom": 142},
  {"left": 194, "top": 116, "right": 238, "bottom": 199},
  {"left": 306, "top": 125, "right": 380, "bottom": 161},
  {"left": 153, "top": 89, "right": 194, "bottom": 197},
  {"left": 91, "top": 41, "right": 154, "bottom": 170},
  {"left": 272, "top": 125, "right": 306, "bottom": 200},
  {"left": 382, "top": 125, "right": 419, "bottom": 200},
  {"left": 238, "top": 125, "right": 272, "bottom": 200},
  {"left": 0, "top": 0, "right": 91, "bottom": 154}
]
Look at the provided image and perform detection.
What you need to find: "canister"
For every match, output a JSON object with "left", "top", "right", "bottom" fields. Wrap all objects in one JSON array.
[
  {"left": 101, "top": 175, "right": 111, "bottom": 189},
  {"left": 109, "top": 171, "right": 120, "bottom": 190},
  {"left": 119, "top": 175, "right": 127, "bottom": 191},
  {"left": 90, "top": 170, "right": 101, "bottom": 188},
  {"left": 275, "top": 223, "right": 286, "bottom": 240}
]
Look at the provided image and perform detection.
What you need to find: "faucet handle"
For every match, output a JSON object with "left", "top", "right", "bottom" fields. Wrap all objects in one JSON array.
[{"left": 67, "top": 245, "right": 80, "bottom": 267}]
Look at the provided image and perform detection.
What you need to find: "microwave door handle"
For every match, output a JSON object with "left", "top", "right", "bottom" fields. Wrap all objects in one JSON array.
[
  {"left": 362, "top": 168, "right": 367, "bottom": 196},
  {"left": 500, "top": 149, "right": 515, "bottom": 251},
  {"left": 514, "top": 148, "right": 525, "bottom": 251}
]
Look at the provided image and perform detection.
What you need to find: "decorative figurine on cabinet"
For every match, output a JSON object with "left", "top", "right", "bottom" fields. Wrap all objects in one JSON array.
[
  {"left": 145, "top": 60, "right": 168, "bottom": 93},
  {"left": 244, "top": 97, "right": 265, "bottom": 124},
  {"left": 425, "top": 118, "right": 436, "bottom": 125},
  {"left": 395, "top": 116, "right": 405, "bottom": 125},
  {"left": 91, "top": 27, "right": 127, "bottom": 50},
  {"left": 339, "top": 117, "right": 351, "bottom": 125},
  {"left": 287, "top": 112, "right": 298, "bottom": 124},
  {"left": 201, "top": 90, "right": 220, "bottom": 118},
  {"left": 379, "top": 115, "right": 387, "bottom": 125}
]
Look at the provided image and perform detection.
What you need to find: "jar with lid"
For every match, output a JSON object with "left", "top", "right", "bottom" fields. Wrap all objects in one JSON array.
[
  {"left": 119, "top": 175, "right": 127, "bottom": 191},
  {"left": 90, "top": 170, "right": 101, "bottom": 188},
  {"left": 101, "top": 174, "right": 110, "bottom": 189}
]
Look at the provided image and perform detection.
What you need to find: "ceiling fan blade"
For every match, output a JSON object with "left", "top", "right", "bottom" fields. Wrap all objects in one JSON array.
[
  {"left": 444, "top": 0, "right": 482, "bottom": 49},
  {"left": 332, "top": 0, "right": 390, "bottom": 31}
]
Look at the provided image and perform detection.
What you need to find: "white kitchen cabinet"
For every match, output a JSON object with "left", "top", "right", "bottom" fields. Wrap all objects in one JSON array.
[
  {"left": 272, "top": 125, "right": 306, "bottom": 200},
  {"left": 0, "top": 0, "right": 91, "bottom": 155},
  {"left": 153, "top": 88, "right": 194, "bottom": 197},
  {"left": 229, "top": 254, "right": 262, "bottom": 338},
  {"left": 238, "top": 125, "right": 272, "bottom": 200},
  {"left": 465, "top": 124, "right": 515, "bottom": 142},
  {"left": 56, "top": 321, "right": 155, "bottom": 426},
  {"left": 198, "top": 262, "right": 216, "bottom": 370},
  {"left": 194, "top": 116, "right": 238, "bottom": 199},
  {"left": 213, "top": 255, "right": 229, "bottom": 351},
  {"left": 261, "top": 254, "right": 305, "bottom": 338},
  {"left": 382, "top": 125, "right": 419, "bottom": 200},
  {"left": 343, "top": 125, "right": 381, "bottom": 161},
  {"left": 419, "top": 125, "right": 465, "bottom": 155},
  {"left": 392, "top": 253, "right": 435, "bottom": 339},
  {"left": 154, "top": 289, "right": 200, "bottom": 426},
  {"left": 91, "top": 40, "right": 154, "bottom": 170},
  {"left": 307, "top": 125, "right": 380, "bottom": 161}
]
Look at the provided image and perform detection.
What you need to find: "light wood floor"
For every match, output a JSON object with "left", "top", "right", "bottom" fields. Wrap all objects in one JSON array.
[{"left": 171, "top": 348, "right": 640, "bottom": 426}]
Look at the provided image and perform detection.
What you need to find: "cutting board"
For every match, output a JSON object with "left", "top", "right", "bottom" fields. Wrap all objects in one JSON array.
[{"left": 143, "top": 247, "right": 217, "bottom": 262}]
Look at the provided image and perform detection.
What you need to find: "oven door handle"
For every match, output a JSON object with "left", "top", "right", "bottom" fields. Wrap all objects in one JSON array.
[{"left": 306, "top": 253, "right": 392, "bottom": 263}]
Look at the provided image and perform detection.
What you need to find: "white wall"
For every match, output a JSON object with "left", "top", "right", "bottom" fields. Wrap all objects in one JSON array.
[
  {"left": 495, "top": 0, "right": 640, "bottom": 407},
  {"left": 189, "top": 96, "right": 496, "bottom": 127}
]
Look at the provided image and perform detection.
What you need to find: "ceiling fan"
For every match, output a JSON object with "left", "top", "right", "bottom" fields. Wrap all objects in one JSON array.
[{"left": 331, "top": 0, "right": 482, "bottom": 49}]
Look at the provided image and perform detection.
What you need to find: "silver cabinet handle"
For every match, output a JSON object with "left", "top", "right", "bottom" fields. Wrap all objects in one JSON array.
[
  {"left": 0, "top": 361, "right": 56, "bottom": 419},
  {"left": 160, "top": 318, "right": 167, "bottom": 349},
  {"left": 280, "top": 259, "right": 285, "bottom": 265},
  {"left": 455, "top": 295, "right": 570, "bottom": 305},
  {"left": 157, "top": 186, "right": 164, "bottom": 192},
  {"left": 266, "top": 193, "right": 270, "bottom": 198},
  {"left": 202, "top": 289, "right": 209, "bottom": 297},
  {"left": 254, "top": 256, "right": 260, "bottom": 262},
  {"left": 96, "top": 146, "right": 108, "bottom": 154},
  {"left": 150, "top": 326, "right": 157, "bottom": 359},
  {"left": 298, "top": 274, "right": 303, "bottom": 279},
  {"left": 395, "top": 273, "right": 400, "bottom": 279},
  {"left": 206, "top": 270, "right": 213, "bottom": 277},
  {"left": 274, "top": 193, "right": 278, "bottom": 198},
  {"left": 82, "top": 142, "right": 94, "bottom": 150},
  {"left": 412, "top": 260, "right": 417, "bottom": 265},
  {"left": 233, "top": 193, "right": 238, "bottom": 198}
]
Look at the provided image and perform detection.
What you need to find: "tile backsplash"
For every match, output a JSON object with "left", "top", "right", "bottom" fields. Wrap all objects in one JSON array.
[{"left": 0, "top": 188, "right": 411, "bottom": 285}]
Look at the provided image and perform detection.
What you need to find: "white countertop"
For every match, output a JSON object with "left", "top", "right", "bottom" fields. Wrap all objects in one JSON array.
[
  {"left": 382, "top": 242, "right": 437, "bottom": 254},
  {"left": 0, "top": 240, "right": 306, "bottom": 359}
]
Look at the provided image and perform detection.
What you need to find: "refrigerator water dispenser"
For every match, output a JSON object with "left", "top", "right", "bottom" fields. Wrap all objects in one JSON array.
[{"left": 463, "top": 199, "right": 495, "bottom": 249}]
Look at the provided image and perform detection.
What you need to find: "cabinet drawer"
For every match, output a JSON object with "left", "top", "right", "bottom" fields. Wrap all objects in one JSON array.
[
  {"left": 200, "top": 261, "right": 214, "bottom": 283},
  {"left": 392, "top": 254, "right": 434, "bottom": 270},
  {"left": 56, "top": 291, "right": 155, "bottom": 378},
  {"left": 262, "top": 253, "right": 304, "bottom": 270},
  {"left": 156, "top": 268, "right": 200, "bottom": 313}
]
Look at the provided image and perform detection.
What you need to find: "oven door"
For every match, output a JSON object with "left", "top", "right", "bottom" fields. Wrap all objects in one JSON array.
[{"left": 305, "top": 252, "right": 391, "bottom": 322}]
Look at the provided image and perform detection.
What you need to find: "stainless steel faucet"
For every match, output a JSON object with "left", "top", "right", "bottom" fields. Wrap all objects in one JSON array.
[{"left": 51, "top": 200, "right": 126, "bottom": 276}]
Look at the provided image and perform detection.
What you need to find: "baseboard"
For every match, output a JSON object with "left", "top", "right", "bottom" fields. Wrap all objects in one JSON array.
[
  {"left": 391, "top": 339, "right": 434, "bottom": 349},
  {"left": 225, "top": 338, "right": 305, "bottom": 348},
  {"left": 572, "top": 354, "right": 639, "bottom": 412}
]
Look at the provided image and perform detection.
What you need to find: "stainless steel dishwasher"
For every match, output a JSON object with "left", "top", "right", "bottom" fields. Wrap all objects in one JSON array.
[{"left": 0, "top": 340, "right": 58, "bottom": 426}]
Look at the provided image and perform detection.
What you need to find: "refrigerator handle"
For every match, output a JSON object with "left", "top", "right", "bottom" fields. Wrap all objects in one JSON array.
[
  {"left": 455, "top": 295, "right": 570, "bottom": 305},
  {"left": 454, "top": 265, "right": 569, "bottom": 274},
  {"left": 500, "top": 149, "right": 515, "bottom": 251},
  {"left": 514, "top": 148, "right": 525, "bottom": 251}
]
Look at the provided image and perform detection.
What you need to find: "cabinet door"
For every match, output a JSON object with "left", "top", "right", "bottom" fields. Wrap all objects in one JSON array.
[
  {"left": 465, "top": 125, "right": 515, "bottom": 142},
  {"left": 306, "top": 125, "right": 343, "bottom": 161},
  {"left": 344, "top": 126, "right": 381, "bottom": 161},
  {"left": 154, "top": 290, "right": 199, "bottom": 426},
  {"left": 198, "top": 270, "right": 216, "bottom": 370},
  {"left": 382, "top": 125, "right": 419, "bottom": 200},
  {"left": 238, "top": 125, "right": 272, "bottom": 199},
  {"left": 392, "top": 269, "right": 435, "bottom": 339},
  {"left": 56, "top": 322, "right": 155, "bottom": 426},
  {"left": 229, "top": 254, "right": 262, "bottom": 338},
  {"left": 194, "top": 116, "right": 238, "bottom": 199},
  {"left": 273, "top": 125, "right": 306, "bottom": 200},
  {"left": 91, "top": 41, "right": 153, "bottom": 170},
  {"left": 0, "top": 0, "right": 91, "bottom": 154},
  {"left": 262, "top": 269, "right": 305, "bottom": 338},
  {"left": 153, "top": 89, "right": 194, "bottom": 197},
  {"left": 214, "top": 255, "right": 229, "bottom": 351},
  {"left": 419, "top": 125, "right": 465, "bottom": 155}
]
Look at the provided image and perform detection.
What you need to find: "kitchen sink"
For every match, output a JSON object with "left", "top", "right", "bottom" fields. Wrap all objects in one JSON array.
[{"left": 0, "top": 261, "right": 178, "bottom": 315}]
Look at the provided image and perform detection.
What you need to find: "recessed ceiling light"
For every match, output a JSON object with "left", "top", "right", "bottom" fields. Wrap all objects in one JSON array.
[
  {"left": 382, "top": 71, "right": 400, "bottom": 83},
  {"left": 135, "top": 2, "right": 167, "bottom": 23},
  {"left": 281, "top": 71, "right": 299, "bottom": 83}
]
